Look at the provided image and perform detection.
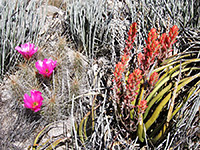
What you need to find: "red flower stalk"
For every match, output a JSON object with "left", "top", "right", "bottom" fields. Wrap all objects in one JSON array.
[
  {"left": 114, "top": 62, "right": 124, "bottom": 82},
  {"left": 121, "top": 53, "right": 129, "bottom": 65},
  {"left": 146, "top": 28, "right": 157, "bottom": 43},
  {"left": 113, "top": 22, "right": 137, "bottom": 91},
  {"left": 113, "top": 48, "right": 132, "bottom": 95},
  {"left": 168, "top": 25, "right": 179, "bottom": 46},
  {"left": 113, "top": 62, "right": 125, "bottom": 95},
  {"left": 149, "top": 71, "right": 159, "bottom": 86},
  {"left": 124, "top": 22, "right": 137, "bottom": 55},
  {"left": 125, "top": 69, "right": 142, "bottom": 102},
  {"left": 159, "top": 25, "right": 179, "bottom": 60},
  {"left": 112, "top": 23, "right": 179, "bottom": 126},
  {"left": 138, "top": 99, "right": 148, "bottom": 114},
  {"left": 138, "top": 28, "right": 160, "bottom": 72},
  {"left": 159, "top": 33, "right": 168, "bottom": 58},
  {"left": 114, "top": 54, "right": 129, "bottom": 81},
  {"left": 138, "top": 26, "right": 179, "bottom": 72}
]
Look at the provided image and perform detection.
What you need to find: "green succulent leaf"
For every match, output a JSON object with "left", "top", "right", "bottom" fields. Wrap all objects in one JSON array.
[
  {"left": 152, "top": 78, "right": 200, "bottom": 143},
  {"left": 78, "top": 95, "right": 98, "bottom": 145},
  {"left": 79, "top": 111, "right": 90, "bottom": 144},
  {"left": 145, "top": 72, "right": 200, "bottom": 142},
  {"left": 147, "top": 67, "right": 199, "bottom": 103},
  {"left": 137, "top": 114, "right": 144, "bottom": 142},
  {"left": 155, "top": 59, "right": 200, "bottom": 86},
  {"left": 145, "top": 92, "right": 172, "bottom": 130},
  {"left": 45, "top": 138, "right": 68, "bottom": 150},
  {"left": 144, "top": 83, "right": 172, "bottom": 119},
  {"left": 32, "top": 123, "right": 54, "bottom": 150},
  {"left": 84, "top": 116, "right": 89, "bottom": 141},
  {"left": 161, "top": 52, "right": 197, "bottom": 65}
]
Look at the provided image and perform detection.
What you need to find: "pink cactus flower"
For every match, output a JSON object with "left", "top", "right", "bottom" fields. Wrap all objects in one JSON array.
[
  {"left": 15, "top": 42, "right": 38, "bottom": 59},
  {"left": 24, "top": 90, "right": 44, "bottom": 112},
  {"left": 35, "top": 58, "right": 57, "bottom": 77}
]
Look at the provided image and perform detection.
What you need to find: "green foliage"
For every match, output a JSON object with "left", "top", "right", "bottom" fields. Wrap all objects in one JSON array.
[{"left": 141, "top": 52, "right": 200, "bottom": 143}]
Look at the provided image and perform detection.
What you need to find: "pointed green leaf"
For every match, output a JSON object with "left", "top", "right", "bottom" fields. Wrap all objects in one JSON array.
[
  {"left": 137, "top": 114, "right": 144, "bottom": 142},
  {"left": 177, "top": 73, "right": 200, "bottom": 91},
  {"left": 147, "top": 67, "right": 198, "bottom": 103},
  {"left": 150, "top": 76, "right": 200, "bottom": 143},
  {"left": 79, "top": 111, "right": 90, "bottom": 144},
  {"left": 84, "top": 116, "right": 89, "bottom": 141},
  {"left": 144, "top": 83, "right": 172, "bottom": 119},
  {"left": 46, "top": 138, "right": 68, "bottom": 150},
  {"left": 152, "top": 123, "right": 167, "bottom": 143},
  {"left": 161, "top": 52, "right": 197, "bottom": 65},
  {"left": 33, "top": 123, "right": 54, "bottom": 150},
  {"left": 155, "top": 59, "right": 200, "bottom": 86},
  {"left": 172, "top": 80, "right": 200, "bottom": 119},
  {"left": 145, "top": 92, "right": 172, "bottom": 130}
]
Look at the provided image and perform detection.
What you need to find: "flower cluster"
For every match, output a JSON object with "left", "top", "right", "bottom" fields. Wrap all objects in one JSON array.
[
  {"left": 125, "top": 69, "right": 142, "bottom": 102},
  {"left": 113, "top": 54, "right": 129, "bottom": 94},
  {"left": 149, "top": 72, "right": 159, "bottom": 87},
  {"left": 15, "top": 42, "right": 57, "bottom": 112},
  {"left": 113, "top": 23, "right": 137, "bottom": 97},
  {"left": 138, "top": 25, "right": 179, "bottom": 72},
  {"left": 138, "top": 28, "right": 160, "bottom": 72},
  {"left": 113, "top": 62, "right": 125, "bottom": 93},
  {"left": 113, "top": 22, "right": 146, "bottom": 114},
  {"left": 158, "top": 25, "right": 179, "bottom": 60},
  {"left": 124, "top": 22, "right": 137, "bottom": 55},
  {"left": 113, "top": 23, "right": 179, "bottom": 118}
]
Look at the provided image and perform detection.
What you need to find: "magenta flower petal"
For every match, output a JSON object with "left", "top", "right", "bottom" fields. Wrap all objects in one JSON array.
[
  {"left": 23, "top": 90, "right": 44, "bottom": 112},
  {"left": 45, "top": 58, "right": 53, "bottom": 64},
  {"left": 35, "top": 60, "right": 44, "bottom": 71},
  {"left": 35, "top": 58, "right": 57, "bottom": 77},
  {"left": 31, "top": 90, "right": 43, "bottom": 103},
  {"left": 24, "top": 93, "right": 33, "bottom": 108},
  {"left": 33, "top": 107, "right": 41, "bottom": 112},
  {"left": 15, "top": 42, "right": 38, "bottom": 59},
  {"left": 15, "top": 46, "right": 22, "bottom": 52}
]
